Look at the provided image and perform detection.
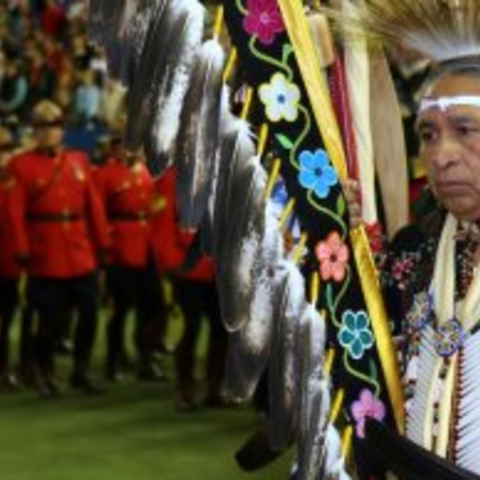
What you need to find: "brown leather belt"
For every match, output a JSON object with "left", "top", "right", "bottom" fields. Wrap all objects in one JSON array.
[
  {"left": 27, "top": 212, "right": 84, "bottom": 222},
  {"left": 110, "top": 211, "right": 149, "bottom": 221}
]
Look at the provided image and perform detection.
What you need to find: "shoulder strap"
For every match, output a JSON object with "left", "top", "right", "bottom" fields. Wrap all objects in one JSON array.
[
  {"left": 30, "top": 151, "right": 68, "bottom": 203},
  {"left": 106, "top": 164, "right": 140, "bottom": 210}
]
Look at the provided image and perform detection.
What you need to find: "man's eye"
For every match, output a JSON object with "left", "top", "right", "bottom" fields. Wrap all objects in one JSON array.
[
  {"left": 457, "top": 125, "right": 478, "bottom": 136},
  {"left": 419, "top": 130, "right": 436, "bottom": 142}
]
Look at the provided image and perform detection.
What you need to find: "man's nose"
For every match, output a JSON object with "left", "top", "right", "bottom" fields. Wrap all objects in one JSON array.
[{"left": 431, "top": 136, "right": 461, "bottom": 169}]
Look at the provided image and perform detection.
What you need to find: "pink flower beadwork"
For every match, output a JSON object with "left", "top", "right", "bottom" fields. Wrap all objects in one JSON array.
[
  {"left": 351, "top": 389, "right": 386, "bottom": 438},
  {"left": 315, "top": 231, "right": 349, "bottom": 282},
  {"left": 243, "top": 0, "right": 285, "bottom": 45}
]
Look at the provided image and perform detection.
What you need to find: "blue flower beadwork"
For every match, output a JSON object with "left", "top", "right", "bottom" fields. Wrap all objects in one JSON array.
[
  {"left": 338, "top": 309, "right": 374, "bottom": 360},
  {"left": 298, "top": 149, "right": 338, "bottom": 199}
]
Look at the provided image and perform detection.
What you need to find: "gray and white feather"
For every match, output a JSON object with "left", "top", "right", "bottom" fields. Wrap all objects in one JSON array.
[{"left": 175, "top": 36, "right": 224, "bottom": 224}]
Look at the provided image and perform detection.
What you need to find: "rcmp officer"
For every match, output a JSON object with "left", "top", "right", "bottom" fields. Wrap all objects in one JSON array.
[
  {"left": 0, "top": 126, "right": 22, "bottom": 389},
  {"left": 94, "top": 124, "right": 166, "bottom": 381},
  {"left": 5, "top": 100, "right": 109, "bottom": 396},
  {"left": 151, "top": 166, "right": 227, "bottom": 410}
]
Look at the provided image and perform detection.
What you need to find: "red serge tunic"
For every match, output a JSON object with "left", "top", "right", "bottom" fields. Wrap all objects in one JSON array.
[
  {"left": 94, "top": 158, "right": 154, "bottom": 268},
  {"left": 0, "top": 176, "right": 22, "bottom": 278},
  {"left": 150, "top": 167, "right": 214, "bottom": 281},
  {"left": 6, "top": 149, "right": 109, "bottom": 278}
]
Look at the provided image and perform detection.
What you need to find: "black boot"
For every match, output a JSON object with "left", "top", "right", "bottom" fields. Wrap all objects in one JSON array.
[{"left": 70, "top": 371, "right": 105, "bottom": 396}]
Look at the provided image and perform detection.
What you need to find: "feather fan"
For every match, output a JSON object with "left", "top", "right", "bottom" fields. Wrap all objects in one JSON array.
[
  {"left": 212, "top": 115, "right": 256, "bottom": 262},
  {"left": 87, "top": 0, "right": 106, "bottom": 45},
  {"left": 88, "top": 0, "right": 137, "bottom": 71},
  {"left": 201, "top": 87, "right": 232, "bottom": 256},
  {"left": 124, "top": 0, "right": 172, "bottom": 149},
  {"left": 234, "top": 425, "right": 286, "bottom": 472},
  {"left": 222, "top": 202, "right": 285, "bottom": 400},
  {"left": 122, "top": 0, "right": 164, "bottom": 84},
  {"left": 320, "top": 425, "right": 353, "bottom": 480},
  {"left": 295, "top": 305, "right": 330, "bottom": 480},
  {"left": 144, "top": 0, "right": 206, "bottom": 177},
  {"left": 323, "top": 0, "right": 480, "bottom": 62},
  {"left": 175, "top": 36, "right": 225, "bottom": 226},
  {"left": 103, "top": 0, "right": 156, "bottom": 85},
  {"left": 267, "top": 259, "right": 308, "bottom": 451},
  {"left": 215, "top": 157, "right": 267, "bottom": 331},
  {"left": 105, "top": 0, "right": 135, "bottom": 44}
]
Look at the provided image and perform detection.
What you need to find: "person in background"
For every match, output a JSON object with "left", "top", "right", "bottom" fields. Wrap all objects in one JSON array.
[
  {"left": 51, "top": 55, "right": 76, "bottom": 112},
  {"left": 151, "top": 166, "right": 228, "bottom": 411},
  {"left": 71, "top": 68, "right": 101, "bottom": 128},
  {"left": 69, "top": 30, "right": 94, "bottom": 71},
  {"left": 97, "top": 78, "right": 126, "bottom": 129},
  {"left": 0, "top": 57, "right": 28, "bottom": 122},
  {"left": 39, "top": 0, "right": 67, "bottom": 40},
  {"left": 5, "top": 99, "right": 109, "bottom": 397},
  {"left": 0, "top": 126, "right": 22, "bottom": 390},
  {"left": 24, "top": 45, "right": 56, "bottom": 106},
  {"left": 94, "top": 124, "right": 167, "bottom": 382}
]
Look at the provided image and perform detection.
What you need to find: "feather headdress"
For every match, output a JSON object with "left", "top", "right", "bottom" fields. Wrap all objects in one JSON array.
[{"left": 325, "top": 0, "right": 480, "bottom": 63}]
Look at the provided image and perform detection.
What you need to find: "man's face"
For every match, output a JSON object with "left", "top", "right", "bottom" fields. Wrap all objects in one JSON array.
[
  {"left": 34, "top": 124, "right": 64, "bottom": 150},
  {"left": 417, "top": 73, "right": 480, "bottom": 221},
  {"left": 109, "top": 139, "right": 125, "bottom": 161}
]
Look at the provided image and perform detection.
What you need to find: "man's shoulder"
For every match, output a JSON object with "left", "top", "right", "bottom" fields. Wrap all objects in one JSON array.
[
  {"left": 11, "top": 149, "right": 40, "bottom": 163},
  {"left": 8, "top": 149, "right": 42, "bottom": 175},
  {"left": 389, "top": 214, "right": 441, "bottom": 266},
  {"left": 65, "top": 149, "right": 90, "bottom": 165}
]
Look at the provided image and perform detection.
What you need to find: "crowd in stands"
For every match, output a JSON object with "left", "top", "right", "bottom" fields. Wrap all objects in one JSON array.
[{"left": 0, "top": 0, "right": 125, "bottom": 157}]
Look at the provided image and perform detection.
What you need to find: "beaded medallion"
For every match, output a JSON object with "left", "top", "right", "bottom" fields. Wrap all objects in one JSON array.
[{"left": 434, "top": 317, "right": 466, "bottom": 358}]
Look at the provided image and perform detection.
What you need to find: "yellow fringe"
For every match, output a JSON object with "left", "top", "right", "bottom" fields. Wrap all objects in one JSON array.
[
  {"left": 240, "top": 87, "right": 254, "bottom": 121},
  {"left": 341, "top": 425, "right": 354, "bottom": 459},
  {"left": 309, "top": 271, "right": 319, "bottom": 305},
  {"left": 223, "top": 48, "right": 238, "bottom": 83},
  {"left": 324, "top": 348, "right": 335, "bottom": 377},
  {"left": 213, "top": 5, "right": 224, "bottom": 40},
  {"left": 264, "top": 157, "right": 282, "bottom": 199},
  {"left": 329, "top": 388, "right": 345, "bottom": 424},
  {"left": 256, "top": 123, "right": 269, "bottom": 157},
  {"left": 293, "top": 231, "right": 308, "bottom": 265},
  {"left": 279, "top": 198, "right": 296, "bottom": 231}
]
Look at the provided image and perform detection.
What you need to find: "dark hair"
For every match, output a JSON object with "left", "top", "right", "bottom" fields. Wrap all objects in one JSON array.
[{"left": 421, "top": 56, "right": 480, "bottom": 95}]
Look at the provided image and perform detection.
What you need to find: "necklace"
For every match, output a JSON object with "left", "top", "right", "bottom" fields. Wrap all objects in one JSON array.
[
  {"left": 405, "top": 213, "right": 480, "bottom": 461},
  {"left": 432, "top": 215, "right": 480, "bottom": 342}
]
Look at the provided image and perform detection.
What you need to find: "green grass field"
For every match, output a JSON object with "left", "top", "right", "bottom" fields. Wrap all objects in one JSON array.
[{"left": 0, "top": 310, "right": 292, "bottom": 480}]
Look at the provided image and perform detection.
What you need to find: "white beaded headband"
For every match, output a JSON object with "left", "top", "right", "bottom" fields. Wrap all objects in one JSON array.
[{"left": 419, "top": 96, "right": 480, "bottom": 113}]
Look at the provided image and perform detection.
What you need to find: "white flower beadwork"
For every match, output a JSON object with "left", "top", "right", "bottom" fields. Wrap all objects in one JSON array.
[{"left": 258, "top": 72, "right": 300, "bottom": 122}]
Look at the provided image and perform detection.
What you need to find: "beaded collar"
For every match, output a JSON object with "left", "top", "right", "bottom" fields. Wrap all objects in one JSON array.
[{"left": 406, "top": 215, "right": 480, "bottom": 357}]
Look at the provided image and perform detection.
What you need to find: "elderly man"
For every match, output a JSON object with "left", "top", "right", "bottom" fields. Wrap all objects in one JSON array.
[{"left": 340, "top": 2, "right": 480, "bottom": 477}]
